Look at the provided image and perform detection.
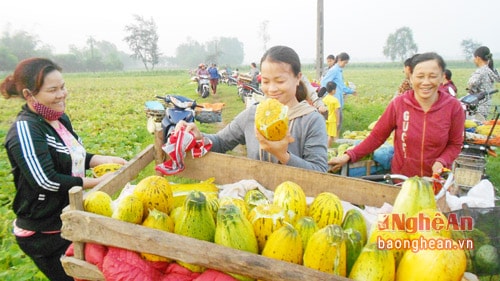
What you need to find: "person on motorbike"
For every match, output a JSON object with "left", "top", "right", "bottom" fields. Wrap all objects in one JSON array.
[
  {"left": 196, "top": 63, "right": 209, "bottom": 94},
  {"left": 329, "top": 52, "right": 465, "bottom": 178},
  {"left": 175, "top": 46, "right": 328, "bottom": 172},
  {"left": 467, "top": 46, "right": 500, "bottom": 118}
]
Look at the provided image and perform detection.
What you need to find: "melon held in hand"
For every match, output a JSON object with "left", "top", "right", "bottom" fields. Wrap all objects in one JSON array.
[{"left": 255, "top": 98, "right": 289, "bottom": 141}]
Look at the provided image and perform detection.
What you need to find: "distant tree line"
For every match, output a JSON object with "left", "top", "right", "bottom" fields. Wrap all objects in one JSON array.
[
  {"left": 382, "top": 26, "right": 483, "bottom": 63},
  {"left": 0, "top": 15, "right": 245, "bottom": 72},
  {"left": 1, "top": 19, "right": 484, "bottom": 72}
]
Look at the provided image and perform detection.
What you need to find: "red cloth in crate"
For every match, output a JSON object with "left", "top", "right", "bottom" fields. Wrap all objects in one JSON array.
[
  {"left": 161, "top": 263, "right": 200, "bottom": 281},
  {"left": 102, "top": 247, "right": 166, "bottom": 281},
  {"left": 65, "top": 243, "right": 235, "bottom": 281}
]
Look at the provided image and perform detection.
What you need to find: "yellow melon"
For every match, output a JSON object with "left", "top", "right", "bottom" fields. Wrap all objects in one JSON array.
[{"left": 255, "top": 98, "right": 288, "bottom": 141}]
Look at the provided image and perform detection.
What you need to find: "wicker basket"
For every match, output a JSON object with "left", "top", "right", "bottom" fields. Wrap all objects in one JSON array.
[
  {"left": 454, "top": 154, "right": 487, "bottom": 171},
  {"left": 144, "top": 101, "right": 165, "bottom": 122},
  {"left": 454, "top": 168, "right": 483, "bottom": 189},
  {"left": 144, "top": 109, "right": 165, "bottom": 122}
]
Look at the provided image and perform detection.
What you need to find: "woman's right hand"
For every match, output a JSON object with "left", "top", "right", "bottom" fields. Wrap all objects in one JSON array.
[
  {"left": 82, "top": 172, "right": 115, "bottom": 189},
  {"left": 328, "top": 154, "right": 351, "bottom": 172},
  {"left": 174, "top": 120, "right": 203, "bottom": 140}
]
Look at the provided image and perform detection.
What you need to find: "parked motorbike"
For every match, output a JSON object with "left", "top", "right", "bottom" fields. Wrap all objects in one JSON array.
[
  {"left": 197, "top": 75, "right": 210, "bottom": 98},
  {"left": 456, "top": 89, "right": 499, "bottom": 194},
  {"left": 460, "top": 89, "right": 498, "bottom": 120},
  {"left": 237, "top": 74, "right": 264, "bottom": 104},
  {"left": 219, "top": 70, "right": 238, "bottom": 86},
  {"left": 227, "top": 75, "right": 238, "bottom": 86},
  {"left": 145, "top": 95, "right": 199, "bottom": 143},
  {"left": 238, "top": 81, "right": 265, "bottom": 107}
]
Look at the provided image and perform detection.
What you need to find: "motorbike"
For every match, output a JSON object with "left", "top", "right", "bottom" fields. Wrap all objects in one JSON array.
[
  {"left": 455, "top": 89, "right": 499, "bottom": 194},
  {"left": 237, "top": 74, "right": 264, "bottom": 105},
  {"left": 238, "top": 81, "right": 265, "bottom": 107},
  {"left": 227, "top": 75, "right": 238, "bottom": 86},
  {"left": 145, "top": 95, "right": 199, "bottom": 143},
  {"left": 197, "top": 75, "right": 211, "bottom": 98},
  {"left": 460, "top": 89, "right": 498, "bottom": 120},
  {"left": 219, "top": 70, "right": 238, "bottom": 86}
]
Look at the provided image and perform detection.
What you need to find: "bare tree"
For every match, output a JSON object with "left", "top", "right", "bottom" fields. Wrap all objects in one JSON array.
[
  {"left": 124, "top": 15, "right": 160, "bottom": 71},
  {"left": 383, "top": 27, "right": 418, "bottom": 62},
  {"left": 258, "top": 20, "right": 270, "bottom": 53},
  {"left": 461, "top": 39, "right": 482, "bottom": 61}
]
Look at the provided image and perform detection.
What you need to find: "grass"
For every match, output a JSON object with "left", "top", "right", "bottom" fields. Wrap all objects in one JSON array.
[{"left": 0, "top": 66, "right": 498, "bottom": 280}]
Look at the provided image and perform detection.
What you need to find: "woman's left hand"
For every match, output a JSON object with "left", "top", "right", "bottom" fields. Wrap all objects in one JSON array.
[
  {"left": 90, "top": 155, "right": 128, "bottom": 167},
  {"left": 431, "top": 161, "right": 444, "bottom": 174},
  {"left": 254, "top": 127, "right": 294, "bottom": 164}
]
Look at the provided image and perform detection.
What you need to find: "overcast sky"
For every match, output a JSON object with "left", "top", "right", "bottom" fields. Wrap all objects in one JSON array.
[{"left": 2, "top": 0, "right": 499, "bottom": 64}]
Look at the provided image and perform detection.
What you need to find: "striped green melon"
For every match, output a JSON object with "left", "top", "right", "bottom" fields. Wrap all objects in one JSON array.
[
  {"left": 294, "top": 216, "right": 319, "bottom": 251},
  {"left": 341, "top": 208, "right": 368, "bottom": 246},
  {"left": 261, "top": 222, "right": 303, "bottom": 265},
  {"left": 272, "top": 181, "right": 307, "bottom": 224},
  {"left": 247, "top": 203, "right": 288, "bottom": 253},
  {"left": 215, "top": 204, "right": 258, "bottom": 281},
  {"left": 174, "top": 191, "right": 215, "bottom": 273},
  {"left": 308, "top": 192, "right": 343, "bottom": 228},
  {"left": 133, "top": 175, "right": 174, "bottom": 220},
  {"left": 83, "top": 190, "right": 113, "bottom": 217}
]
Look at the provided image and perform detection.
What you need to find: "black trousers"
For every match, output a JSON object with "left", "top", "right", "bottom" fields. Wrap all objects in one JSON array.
[{"left": 15, "top": 232, "right": 73, "bottom": 281}]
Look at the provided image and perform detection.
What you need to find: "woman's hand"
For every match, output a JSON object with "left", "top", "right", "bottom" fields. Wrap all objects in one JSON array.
[
  {"left": 82, "top": 172, "right": 115, "bottom": 189},
  {"left": 254, "top": 127, "right": 294, "bottom": 164},
  {"left": 175, "top": 120, "right": 203, "bottom": 140},
  {"left": 328, "top": 154, "right": 351, "bottom": 172},
  {"left": 432, "top": 161, "right": 444, "bottom": 175},
  {"left": 90, "top": 155, "right": 128, "bottom": 168}
]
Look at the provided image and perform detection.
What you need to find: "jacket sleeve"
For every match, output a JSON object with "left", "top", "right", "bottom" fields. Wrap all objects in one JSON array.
[
  {"left": 205, "top": 108, "right": 250, "bottom": 153},
  {"left": 435, "top": 101, "right": 465, "bottom": 168},
  {"left": 333, "top": 73, "right": 355, "bottom": 95},
  {"left": 287, "top": 113, "right": 329, "bottom": 172},
  {"left": 7, "top": 120, "right": 84, "bottom": 193}
]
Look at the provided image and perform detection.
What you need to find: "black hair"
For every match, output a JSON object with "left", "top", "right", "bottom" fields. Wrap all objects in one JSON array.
[
  {"left": 1, "top": 57, "right": 62, "bottom": 99},
  {"left": 336, "top": 52, "right": 350, "bottom": 62},
  {"left": 260, "top": 45, "right": 307, "bottom": 102},
  {"left": 474, "top": 46, "right": 495, "bottom": 70},
  {"left": 409, "top": 52, "right": 446, "bottom": 74},
  {"left": 327, "top": 54, "right": 335, "bottom": 60},
  {"left": 444, "top": 69, "right": 452, "bottom": 80},
  {"left": 326, "top": 81, "right": 337, "bottom": 92}
]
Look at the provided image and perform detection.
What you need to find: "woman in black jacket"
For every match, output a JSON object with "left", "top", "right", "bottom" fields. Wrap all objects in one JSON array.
[{"left": 1, "top": 58, "right": 127, "bottom": 280}]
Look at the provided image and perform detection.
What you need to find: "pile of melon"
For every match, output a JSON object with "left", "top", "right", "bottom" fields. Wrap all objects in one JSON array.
[{"left": 84, "top": 176, "right": 469, "bottom": 281}]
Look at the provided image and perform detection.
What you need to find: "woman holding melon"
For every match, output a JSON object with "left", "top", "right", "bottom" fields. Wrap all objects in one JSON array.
[
  {"left": 329, "top": 52, "right": 465, "bottom": 178},
  {"left": 176, "top": 45, "right": 328, "bottom": 172},
  {"left": 1, "top": 58, "right": 127, "bottom": 281}
]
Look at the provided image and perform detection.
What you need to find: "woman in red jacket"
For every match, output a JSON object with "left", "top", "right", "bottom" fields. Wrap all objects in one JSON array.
[{"left": 329, "top": 52, "right": 465, "bottom": 177}]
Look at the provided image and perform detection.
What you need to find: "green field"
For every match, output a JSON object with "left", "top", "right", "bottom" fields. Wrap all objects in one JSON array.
[{"left": 0, "top": 65, "right": 499, "bottom": 280}]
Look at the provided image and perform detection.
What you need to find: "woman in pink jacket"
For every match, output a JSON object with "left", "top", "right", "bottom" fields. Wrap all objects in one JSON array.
[{"left": 329, "top": 52, "right": 465, "bottom": 177}]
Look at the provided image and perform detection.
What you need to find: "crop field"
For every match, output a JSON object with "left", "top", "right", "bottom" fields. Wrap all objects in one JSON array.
[{"left": 0, "top": 65, "right": 499, "bottom": 280}]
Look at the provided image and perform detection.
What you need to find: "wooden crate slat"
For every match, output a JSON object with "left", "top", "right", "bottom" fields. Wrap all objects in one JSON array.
[
  {"left": 179, "top": 151, "right": 399, "bottom": 207},
  {"left": 60, "top": 256, "right": 104, "bottom": 280}
]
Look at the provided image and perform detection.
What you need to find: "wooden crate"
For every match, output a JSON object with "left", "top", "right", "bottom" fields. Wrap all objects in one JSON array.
[{"left": 60, "top": 132, "right": 401, "bottom": 281}]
